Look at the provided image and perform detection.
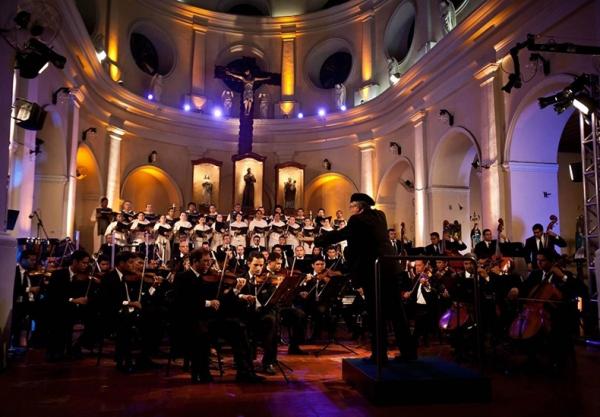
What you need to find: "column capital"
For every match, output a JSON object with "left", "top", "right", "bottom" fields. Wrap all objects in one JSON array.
[
  {"left": 280, "top": 24, "right": 296, "bottom": 38},
  {"left": 410, "top": 110, "right": 427, "bottom": 125},
  {"left": 69, "top": 86, "right": 86, "bottom": 106},
  {"left": 357, "top": 141, "right": 375, "bottom": 151},
  {"left": 474, "top": 63, "right": 500, "bottom": 84},
  {"left": 107, "top": 126, "right": 125, "bottom": 139},
  {"left": 192, "top": 15, "right": 208, "bottom": 32}
]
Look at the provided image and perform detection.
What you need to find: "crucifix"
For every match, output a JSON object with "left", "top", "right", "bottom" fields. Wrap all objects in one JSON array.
[{"left": 215, "top": 57, "right": 281, "bottom": 155}]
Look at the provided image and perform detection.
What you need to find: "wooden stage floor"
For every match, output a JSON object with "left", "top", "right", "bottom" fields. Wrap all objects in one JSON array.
[{"left": 0, "top": 342, "right": 598, "bottom": 417}]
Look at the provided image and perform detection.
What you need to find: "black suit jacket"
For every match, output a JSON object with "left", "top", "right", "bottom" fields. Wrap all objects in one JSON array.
[
  {"left": 524, "top": 233, "right": 567, "bottom": 267},
  {"left": 13, "top": 266, "right": 28, "bottom": 304},
  {"left": 244, "top": 245, "right": 266, "bottom": 258},
  {"left": 173, "top": 270, "right": 211, "bottom": 323},
  {"left": 474, "top": 240, "right": 497, "bottom": 259},
  {"left": 315, "top": 208, "right": 391, "bottom": 290}
]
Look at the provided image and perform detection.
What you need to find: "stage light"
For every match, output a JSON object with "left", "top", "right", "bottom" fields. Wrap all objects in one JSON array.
[
  {"left": 147, "top": 93, "right": 154, "bottom": 100},
  {"left": 322, "top": 158, "right": 332, "bottom": 170},
  {"left": 96, "top": 49, "right": 107, "bottom": 62},
  {"left": 572, "top": 94, "right": 596, "bottom": 115},
  {"left": 389, "top": 142, "right": 401, "bottom": 155},
  {"left": 81, "top": 127, "right": 97, "bottom": 142},
  {"left": 12, "top": 99, "right": 47, "bottom": 131},
  {"left": 439, "top": 109, "right": 454, "bottom": 126},
  {"left": 183, "top": 103, "right": 191, "bottom": 112},
  {"left": 318, "top": 108, "right": 326, "bottom": 117},
  {"left": 340, "top": 105, "right": 347, "bottom": 111},
  {"left": 213, "top": 108, "right": 223, "bottom": 118},
  {"left": 297, "top": 112, "right": 304, "bottom": 119},
  {"left": 569, "top": 162, "right": 583, "bottom": 182},
  {"left": 390, "top": 73, "right": 400, "bottom": 84}
]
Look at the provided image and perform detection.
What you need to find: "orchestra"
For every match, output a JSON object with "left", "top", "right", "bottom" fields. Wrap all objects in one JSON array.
[{"left": 10, "top": 197, "right": 582, "bottom": 383}]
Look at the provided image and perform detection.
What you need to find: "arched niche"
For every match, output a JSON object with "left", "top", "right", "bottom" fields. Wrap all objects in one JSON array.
[
  {"left": 429, "top": 127, "right": 480, "bottom": 248},
  {"left": 376, "top": 157, "right": 415, "bottom": 239},
  {"left": 383, "top": 1, "right": 416, "bottom": 63},
  {"left": 121, "top": 165, "right": 183, "bottom": 214},
  {"left": 74, "top": 145, "right": 103, "bottom": 252},
  {"left": 304, "top": 37, "right": 356, "bottom": 90},
  {"left": 505, "top": 76, "right": 575, "bottom": 243},
  {"left": 304, "top": 172, "right": 358, "bottom": 217}
]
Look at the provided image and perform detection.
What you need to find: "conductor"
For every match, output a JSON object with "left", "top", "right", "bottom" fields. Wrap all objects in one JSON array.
[{"left": 315, "top": 193, "right": 416, "bottom": 362}]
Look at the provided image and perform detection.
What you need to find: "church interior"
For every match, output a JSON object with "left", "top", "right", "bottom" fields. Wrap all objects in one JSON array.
[{"left": 0, "top": 0, "right": 600, "bottom": 416}]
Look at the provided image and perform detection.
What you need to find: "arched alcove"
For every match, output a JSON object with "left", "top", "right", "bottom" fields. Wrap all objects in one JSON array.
[
  {"left": 304, "top": 172, "right": 358, "bottom": 216},
  {"left": 376, "top": 157, "right": 415, "bottom": 239},
  {"left": 121, "top": 165, "right": 183, "bottom": 214},
  {"left": 304, "top": 38, "right": 355, "bottom": 90},
  {"left": 74, "top": 145, "right": 103, "bottom": 252},
  {"left": 429, "top": 128, "right": 480, "bottom": 248},
  {"left": 505, "top": 76, "right": 575, "bottom": 243},
  {"left": 383, "top": 1, "right": 416, "bottom": 63}
]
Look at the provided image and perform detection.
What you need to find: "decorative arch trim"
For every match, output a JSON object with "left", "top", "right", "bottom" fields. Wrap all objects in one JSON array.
[{"left": 120, "top": 164, "right": 184, "bottom": 206}]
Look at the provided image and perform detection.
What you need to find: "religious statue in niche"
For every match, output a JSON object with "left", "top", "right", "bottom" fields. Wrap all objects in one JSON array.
[
  {"left": 221, "top": 89, "right": 234, "bottom": 116},
  {"left": 201, "top": 174, "right": 213, "bottom": 205},
  {"left": 242, "top": 167, "right": 256, "bottom": 210},
  {"left": 225, "top": 69, "right": 272, "bottom": 116},
  {"left": 334, "top": 83, "right": 346, "bottom": 110},
  {"left": 258, "top": 92, "right": 270, "bottom": 119},
  {"left": 150, "top": 73, "right": 163, "bottom": 102},
  {"left": 440, "top": 0, "right": 457, "bottom": 34},
  {"left": 387, "top": 57, "right": 401, "bottom": 81},
  {"left": 283, "top": 177, "right": 296, "bottom": 210}
]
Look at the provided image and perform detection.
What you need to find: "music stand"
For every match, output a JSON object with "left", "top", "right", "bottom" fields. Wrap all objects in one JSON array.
[
  {"left": 500, "top": 242, "right": 526, "bottom": 258},
  {"left": 262, "top": 273, "right": 306, "bottom": 383},
  {"left": 312, "top": 275, "right": 357, "bottom": 356}
]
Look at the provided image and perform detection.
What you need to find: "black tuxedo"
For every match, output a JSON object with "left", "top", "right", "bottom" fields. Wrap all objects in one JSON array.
[
  {"left": 524, "top": 233, "right": 567, "bottom": 268},
  {"left": 315, "top": 207, "right": 416, "bottom": 359},
  {"left": 292, "top": 256, "right": 313, "bottom": 273},
  {"left": 216, "top": 244, "right": 235, "bottom": 262},
  {"left": 474, "top": 240, "right": 497, "bottom": 259},
  {"left": 244, "top": 245, "right": 266, "bottom": 258}
]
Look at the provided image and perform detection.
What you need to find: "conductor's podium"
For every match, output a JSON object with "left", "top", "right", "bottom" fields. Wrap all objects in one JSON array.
[{"left": 342, "top": 356, "right": 491, "bottom": 405}]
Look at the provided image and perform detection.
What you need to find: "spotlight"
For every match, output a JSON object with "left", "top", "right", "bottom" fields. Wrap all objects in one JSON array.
[
  {"left": 317, "top": 108, "right": 326, "bottom": 117},
  {"left": 12, "top": 98, "right": 47, "bottom": 131},
  {"left": 96, "top": 49, "right": 107, "bottom": 62},
  {"left": 529, "top": 53, "right": 551, "bottom": 76},
  {"left": 183, "top": 103, "right": 191, "bottom": 112},
  {"left": 322, "top": 158, "right": 331, "bottom": 170},
  {"left": 340, "top": 105, "right": 347, "bottom": 111},
  {"left": 93, "top": 34, "right": 107, "bottom": 62},
  {"left": 297, "top": 112, "right": 304, "bottom": 119},
  {"left": 148, "top": 150, "right": 158, "bottom": 164},
  {"left": 572, "top": 94, "right": 597, "bottom": 115},
  {"left": 389, "top": 142, "right": 401, "bottom": 155},
  {"left": 403, "top": 179, "right": 414, "bottom": 190},
  {"left": 29, "top": 138, "right": 44, "bottom": 155},
  {"left": 472, "top": 159, "right": 480, "bottom": 170},
  {"left": 390, "top": 73, "right": 400, "bottom": 84},
  {"left": 14, "top": 38, "right": 66, "bottom": 79},
  {"left": 52, "top": 86, "right": 71, "bottom": 104},
  {"left": 501, "top": 73, "right": 522, "bottom": 93},
  {"left": 569, "top": 162, "right": 583, "bottom": 182},
  {"left": 81, "top": 127, "right": 97, "bottom": 142},
  {"left": 147, "top": 93, "right": 154, "bottom": 101},
  {"left": 439, "top": 109, "right": 454, "bottom": 126},
  {"left": 213, "top": 108, "right": 223, "bottom": 118}
]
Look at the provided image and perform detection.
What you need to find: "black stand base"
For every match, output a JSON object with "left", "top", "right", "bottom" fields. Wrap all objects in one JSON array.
[{"left": 342, "top": 357, "right": 491, "bottom": 405}]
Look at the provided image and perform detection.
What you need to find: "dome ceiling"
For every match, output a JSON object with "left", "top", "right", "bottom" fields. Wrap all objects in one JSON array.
[{"left": 177, "top": 0, "right": 351, "bottom": 17}]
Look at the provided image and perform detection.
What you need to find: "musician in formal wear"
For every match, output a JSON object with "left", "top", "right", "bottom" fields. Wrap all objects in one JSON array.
[
  {"left": 524, "top": 223, "right": 567, "bottom": 270},
  {"left": 315, "top": 193, "right": 416, "bottom": 362},
  {"left": 230, "top": 213, "right": 249, "bottom": 249},
  {"left": 245, "top": 234, "right": 266, "bottom": 257},
  {"left": 45, "top": 250, "right": 93, "bottom": 360},
  {"left": 216, "top": 234, "right": 236, "bottom": 263},
  {"left": 173, "top": 248, "right": 263, "bottom": 383},
  {"left": 474, "top": 229, "right": 497, "bottom": 260},
  {"left": 90, "top": 197, "right": 112, "bottom": 253},
  {"left": 104, "top": 212, "right": 129, "bottom": 248},
  {"left": 11, "top": 250, "right": 39, "bottom": 348},
  {"left": 402, "top": 259, "right": 438, "bottom": 347},
  {"left": 249, "top": 210, "right": 269, "bottom": 248},
  {"left": 121, "top": 200, "right": 135, "bottom": 224},
  {"left": 268, "top": 212, "right": 286, "bottom": 250},
  {"left": 292, "top": 246, "right": 313, "bottom": 273},
  {"left": 211, "top": 213, "right": 228, "bottom": 251},
  {"left": 192, "top": 215, "right": 212, "bottom": 249},
  {"left": 153, "top": 215, "right": 172, "bottom": 263}
]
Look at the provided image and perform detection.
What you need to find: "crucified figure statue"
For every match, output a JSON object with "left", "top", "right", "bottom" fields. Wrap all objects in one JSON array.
[{"left": 225, "top": 69, "right": 272, "bottom": 116}]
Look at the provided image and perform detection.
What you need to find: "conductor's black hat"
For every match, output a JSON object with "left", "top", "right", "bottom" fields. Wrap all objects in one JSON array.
[{"left": 350, "top": 193, "right": 375, "bottom": 206}]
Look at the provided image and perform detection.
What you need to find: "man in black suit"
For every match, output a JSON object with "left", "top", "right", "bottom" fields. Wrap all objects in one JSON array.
[
  {"left": 175, "top": 248, "right": 263, "bottom": 383},
  {"left": 292, "top": 246, "right": 312, "bottom": 273},
  {"left": 215, "top": 234, "right": 235, "bottom": 262},
  {"left": 424, "top": 232, "right": 443, "bottom": 256},
  {"left": 245, "top": 235, "right": 266, "bottom": 258},
  {"left": 474, "top": 229, "right": 497, "bottom": 260},
  {"left": 45, "top": 250, "right": 91, "bottom": 360},
  {"left": 12, "top": 250, "right": 39, "bottom": 348},
  {"left": 402, "top": 259, "right": 438, "bottom": 347},
  {"left": 315, "top": 193, "right": 416, "bottom": 362},
  {"left": 524, "top": 223, "right": 567, "bottom": 270}
]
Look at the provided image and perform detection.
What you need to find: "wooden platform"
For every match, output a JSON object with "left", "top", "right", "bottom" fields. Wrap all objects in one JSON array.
[{"left": 342, "top": 357, "right": 491, "bottom": 405}]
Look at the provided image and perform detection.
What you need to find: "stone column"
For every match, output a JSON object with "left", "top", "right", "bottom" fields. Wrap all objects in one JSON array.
[
  {"left": 105, "top": 121, "right": 125, "bottom": 211},
  {"left": 411, "top": 111, "right": 429, "bottom": 246},
  {"left": 8, "top": 77, "right": 38, "bottom": 238},
  {"left": 0, "top": 0, "right": 20, "bottom": 369},
  {"left": 355, "top": 8, "right": 379, "bottom": 104},
  {"left": 63, "top": 88, "right": 85, "bottom": 238},
  {"left": 358, "top": 142, "right": 375, "bottom": 197},
  {"left": 190, "top": 16, "right": 208, "bottom": 111},
  {"left": 475, "top": 63, "right": 505, "bottom": 230},
  {"left": 278, "top": 25, "right": 297, "bottom": 117}
]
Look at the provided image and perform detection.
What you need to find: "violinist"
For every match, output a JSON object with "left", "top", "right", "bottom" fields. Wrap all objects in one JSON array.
[
  {"left": 12, "top": 250, "right": 40, "bottom": 349},
  {"left": 403, "top": 259, "right": 437, "bottom": 347},
  {"left": 215, "top": 234, "right": 235, "bottom": 262},
  {"left": 96, "top": 255, "right": 111, "bottom": 278},
  {"left": 239, "top": 252, "right": 281, "bottom": 375},
  {"left": 231, "top": 244, "right": 249, "bottom": 275},
  {"left": 100, "top": 252, "right": 160, "bottom": 372},
  {"left": 324, "top": 246, "right": 345, "bottom": 271},
  {"left": 292, "top": 246, "right": 313, "bottom": 274},
  {"left": 45, "top": 250, "right": 92, "bottom": 361},
  {"left": 245, "top": 234, "right": 266, "bottom": 258}
]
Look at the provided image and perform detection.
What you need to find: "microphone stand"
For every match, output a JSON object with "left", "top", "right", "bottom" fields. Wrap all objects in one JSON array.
[{"left": 31, "top": 211, "right": 50, "bottom": 240}]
